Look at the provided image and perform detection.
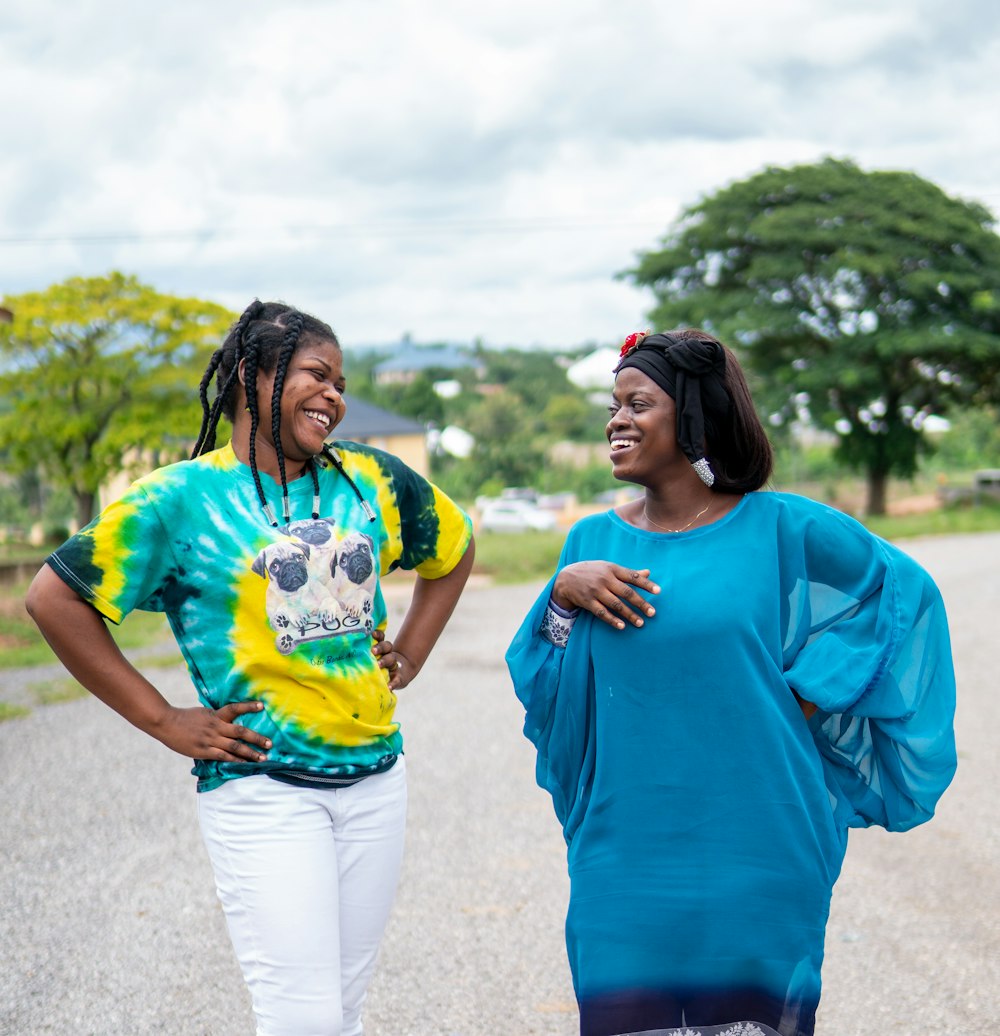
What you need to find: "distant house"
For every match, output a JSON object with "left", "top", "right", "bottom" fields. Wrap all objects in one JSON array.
[
  {"left": 334, "top": 397, "right": 428, "bottom": 476},
  {"left": 566, "top": 348, "right": 620, "bottom": 391},
  {"left": 372, "top": 345, "right": 484, "bottom": 387}
]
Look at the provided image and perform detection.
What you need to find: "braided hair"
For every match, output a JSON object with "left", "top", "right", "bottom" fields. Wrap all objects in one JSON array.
[{"left": 192, "top": 300, "right": 340, "bottom": 525}]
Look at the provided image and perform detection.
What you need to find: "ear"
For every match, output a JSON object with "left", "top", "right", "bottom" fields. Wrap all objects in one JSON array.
[
  {"left": 251, "top": 550, "right": 267, "bottom": 577},
  {"left": 234, "top": 358, "right": 252, "bottom": 414}
]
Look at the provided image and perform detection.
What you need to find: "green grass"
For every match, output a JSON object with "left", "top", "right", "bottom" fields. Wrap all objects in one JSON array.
[
  {"left": 0, "top": 544, "right": 50, "bottom": 566},
  {"left": 469, "top": 500, "right": 1000, "bottom": 586},
  {"left": 865, "top": 499, "right": 1000, "bottom": 540},
  {"left": 0, "top": 634, "right": 182, "bottom": 724},
  {"left": 0, "top": 577, "right": 173, "bottom": 670},
  {"left": 26, "top": 676, "right": 89, "bottom": 706},
  {"left": 472, "top": 529, "right": 567, "bottom": 584},
  {"left": 136, "top": 648, "right": 185, "bottom": 668}
]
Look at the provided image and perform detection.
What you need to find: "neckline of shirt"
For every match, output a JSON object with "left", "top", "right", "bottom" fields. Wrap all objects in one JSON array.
[
  {"left": 217, "top": 441, "right": 321, "bottom": 496},
  {"left": 608, "top": 492, "right": 751, "bottom": 538}
]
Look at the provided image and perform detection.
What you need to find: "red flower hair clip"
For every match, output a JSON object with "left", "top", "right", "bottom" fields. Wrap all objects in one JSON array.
[{"left": 618, "top": 330, "right": 651, "bottom": 359}]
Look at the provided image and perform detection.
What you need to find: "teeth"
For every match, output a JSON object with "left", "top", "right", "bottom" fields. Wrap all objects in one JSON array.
[
  {"left": 610, "top": 439, "right": 636, "bottom": 449},
  {"left": 305, "top": 410, "right": 330, "bottom": 428}
]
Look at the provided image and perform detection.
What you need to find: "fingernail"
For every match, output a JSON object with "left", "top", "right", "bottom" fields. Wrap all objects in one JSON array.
[
  {"left": 635, "top": 619, "right": 643, "bottom": 627},
  {"left": 647, "top": 607, "right": 655, "bottom": 616},
  {"left": 616, "top": 621, "right": 625, "bottom": 629},
  {"left": 264, "top": 740, "right": 272, "bottom": 749}
]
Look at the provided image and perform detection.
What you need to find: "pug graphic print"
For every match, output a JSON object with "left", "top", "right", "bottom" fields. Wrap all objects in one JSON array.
[{"left": 253, "top": 517, "right": 377, "bottom": 654}]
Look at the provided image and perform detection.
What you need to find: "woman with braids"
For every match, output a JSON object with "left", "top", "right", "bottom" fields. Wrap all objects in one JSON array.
[
  {"left": 506, "top": 329, "right": 956, "bottom": 1036},
  {"left": 26, "top": 300, "right": 475, "bottom": 1036}
]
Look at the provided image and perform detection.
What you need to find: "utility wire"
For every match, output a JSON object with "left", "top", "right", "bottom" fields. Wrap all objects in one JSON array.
[{"left": 0, "top": 215, "right": 666, "bottom": 247}]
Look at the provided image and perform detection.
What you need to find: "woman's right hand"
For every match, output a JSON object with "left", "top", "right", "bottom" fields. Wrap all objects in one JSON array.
[
  {"left": 26, "top": 566, "right": 273, "bottom": 763},
  {"left": 552, "top": 562, "right": 659, "bottom": 630},
  {"left": 151, "top": 701, "right": 273, "bottom": 762}
]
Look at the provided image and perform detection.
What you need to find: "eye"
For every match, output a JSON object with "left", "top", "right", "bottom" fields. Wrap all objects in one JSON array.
[{"left": 607, "top": 403, "right": 620, "bottom": 416}]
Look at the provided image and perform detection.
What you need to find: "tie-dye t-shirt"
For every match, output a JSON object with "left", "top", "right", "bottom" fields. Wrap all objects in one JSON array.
[{"left": 47, "top": 441, "right": 472, "bottom": 791}]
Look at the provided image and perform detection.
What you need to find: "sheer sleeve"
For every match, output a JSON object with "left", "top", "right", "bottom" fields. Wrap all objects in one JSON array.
[
  {"left": 505, "top": 550, "right": 596, "bottom": 844},
  {"left": 780, "top": 503, "right": 957, "bottom": 832}
]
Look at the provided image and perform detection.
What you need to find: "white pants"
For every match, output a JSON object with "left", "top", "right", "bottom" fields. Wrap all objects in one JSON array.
[{"left": 197, "top": 759, "right": 407, "bottom": 1036}]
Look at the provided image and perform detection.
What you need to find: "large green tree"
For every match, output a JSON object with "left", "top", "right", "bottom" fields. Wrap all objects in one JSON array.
[
  {"left": 0, "top": 273, "right": 234, "bottom": 527},
  {"left": 625, "top": 158, "right": 1000, "bottom": 513}
]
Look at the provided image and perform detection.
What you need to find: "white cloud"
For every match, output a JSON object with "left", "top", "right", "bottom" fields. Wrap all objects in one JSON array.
[{"left": 1, "top": 0, "right": 999, "bottom": 347}]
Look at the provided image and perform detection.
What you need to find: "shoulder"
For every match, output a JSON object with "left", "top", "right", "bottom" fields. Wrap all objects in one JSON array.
[
  {"left": 327, "top": 440, "right": 413, "bottom": 485},
  {"left": 129, "top": 451, "right": 233, "bottom": 504},
  {"left": 747, "top": 490, "right": 870, "bottom": 534},
  {"left": 570, "top": 510, "right": 614, "bottom": 535},
  {"left": 562, "top": 510, "right": 614, "bottom": 553}
]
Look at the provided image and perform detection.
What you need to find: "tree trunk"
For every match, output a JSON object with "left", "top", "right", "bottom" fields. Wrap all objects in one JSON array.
[
  {"left": 75, "top": 490, "right": 97, "bottom": 532},
  {"left": 866, "top": 468, "right": 888, "bottom": 517}
]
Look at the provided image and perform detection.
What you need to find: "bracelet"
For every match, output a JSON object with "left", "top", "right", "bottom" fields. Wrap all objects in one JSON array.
[{"left": 540, "top": 600, "right": 579, "bottom": 647}]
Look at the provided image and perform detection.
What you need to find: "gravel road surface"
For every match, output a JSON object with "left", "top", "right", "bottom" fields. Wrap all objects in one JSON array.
[{"left": 2, "top": 532, "right": 997, "bottom": 1035}]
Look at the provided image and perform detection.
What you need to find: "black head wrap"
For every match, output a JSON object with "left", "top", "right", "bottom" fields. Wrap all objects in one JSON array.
[{"left": 614, "top": 331, "right": 731, "bottom": 486}]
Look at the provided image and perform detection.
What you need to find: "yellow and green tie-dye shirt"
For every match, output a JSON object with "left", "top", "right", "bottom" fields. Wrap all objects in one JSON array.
[{"left": 47, "top": 441, "right": 472, "bottom": 791}]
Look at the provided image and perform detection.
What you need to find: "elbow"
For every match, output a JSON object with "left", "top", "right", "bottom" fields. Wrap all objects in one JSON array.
[
  {"left": 456, "top": 534, "right": 476, "bottom": 585},
  {"left": 24, "top": 571, "right": 45, "bottom": 622},
  {"left": 24, "top": 565, "right": 65, "bottom": 627}
]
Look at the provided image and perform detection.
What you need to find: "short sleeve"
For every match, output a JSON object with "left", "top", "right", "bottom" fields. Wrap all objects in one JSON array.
[
  {"left": 780, "top": 504, "right": 957, "bottom": 832},
  {"left": 46, "top": 483, "right": 177, "bottom": 624},
  {"left": 386, "top": 457, "right": 472, "bottom": 578}
]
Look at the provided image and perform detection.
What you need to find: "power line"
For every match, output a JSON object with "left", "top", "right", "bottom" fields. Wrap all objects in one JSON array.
[{"left": 0, "top": 215, "right": 667, "bottom": 247}]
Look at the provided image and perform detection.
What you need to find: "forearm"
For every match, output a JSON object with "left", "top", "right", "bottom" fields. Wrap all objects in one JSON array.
[
  {"left": 392, "top": 538, "right": 475, "bottom": 675},
  {"left": 25, "top": 565, "right": 173, "bottom": 736}
]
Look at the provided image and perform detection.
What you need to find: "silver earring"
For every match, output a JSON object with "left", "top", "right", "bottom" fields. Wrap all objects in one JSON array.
[{"left": 692, "top": 457, "right": 715, "bottom": 487}]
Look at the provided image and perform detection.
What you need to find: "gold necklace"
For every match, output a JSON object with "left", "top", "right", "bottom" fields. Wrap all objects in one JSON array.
[{"left": 643, "top": 502, "right": 711, "bottom": 533}]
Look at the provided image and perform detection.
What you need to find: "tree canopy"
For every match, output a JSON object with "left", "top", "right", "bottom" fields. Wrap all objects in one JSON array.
[
  {"left": 624, "top": 158, "right": 1000, "bottom": 513},
  {"left": 0, "top": 273, "right": 234, "bottom": 527}
]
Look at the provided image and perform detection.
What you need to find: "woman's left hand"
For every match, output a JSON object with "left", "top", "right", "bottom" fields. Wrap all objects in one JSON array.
[{"left": 372, "top": 628, "right": 413, "bottom": 690}]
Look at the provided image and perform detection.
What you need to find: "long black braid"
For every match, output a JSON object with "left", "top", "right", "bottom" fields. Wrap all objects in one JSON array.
[
  {"left": 270, "top": 312, "right": 305, "bottom": 523},
  {"left": 191, "top": 350, "right": 224, "bottom": 458},
  {"left": 191, "top": 300, "right": 265, "bottom": 457},
  {"left": 191, "top": 300, "right": 369, "bottom": 528},
  {"left": 241, "top": 332, "right": 272, "bottom": 523}
]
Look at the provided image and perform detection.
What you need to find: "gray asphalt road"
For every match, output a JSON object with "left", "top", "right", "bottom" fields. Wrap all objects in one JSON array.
[{"left": 2, "top": 533, "right": 998, "bottom": 1035}]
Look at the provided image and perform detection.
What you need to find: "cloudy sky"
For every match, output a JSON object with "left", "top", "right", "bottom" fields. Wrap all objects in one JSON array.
[{"left": 2, "top": 0, "right": 999, "bottom": 350}]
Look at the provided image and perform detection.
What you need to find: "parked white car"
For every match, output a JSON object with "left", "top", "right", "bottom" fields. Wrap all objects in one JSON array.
[{"left": 478, "top": 499, "right": 558, "bottom": 533}]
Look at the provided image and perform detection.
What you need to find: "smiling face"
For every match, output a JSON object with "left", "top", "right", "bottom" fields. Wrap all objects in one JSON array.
[
  {"left": 254, "top": 337, "right": 347, "bottom": 471},
  {"left": 606, "top": 366, "right": 686, "bottom": 487}
]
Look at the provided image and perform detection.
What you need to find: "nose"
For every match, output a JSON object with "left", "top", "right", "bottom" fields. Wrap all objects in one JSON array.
[{"left": 606, "top": 408, "right": 629, "bottom": 435}]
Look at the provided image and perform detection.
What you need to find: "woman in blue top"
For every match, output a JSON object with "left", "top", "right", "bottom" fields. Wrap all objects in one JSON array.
[{"left": 506, "top": 329, "right": 956, "bottom": 1036}]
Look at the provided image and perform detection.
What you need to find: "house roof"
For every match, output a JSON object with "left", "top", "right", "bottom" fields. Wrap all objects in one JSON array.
[
  {"left": 373, "top": 346, "right": 482, "bottom": 375},
  {"left": 566, "top": 347, "right": 620, "bottom": 390},
  {"left": 333, "top": 397, "right": 424, "bottom": 438}
]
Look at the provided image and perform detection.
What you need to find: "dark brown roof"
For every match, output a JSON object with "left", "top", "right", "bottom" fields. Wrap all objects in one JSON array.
[{"left": 334, "top": 397, "right": 424, "bottom": 438}]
